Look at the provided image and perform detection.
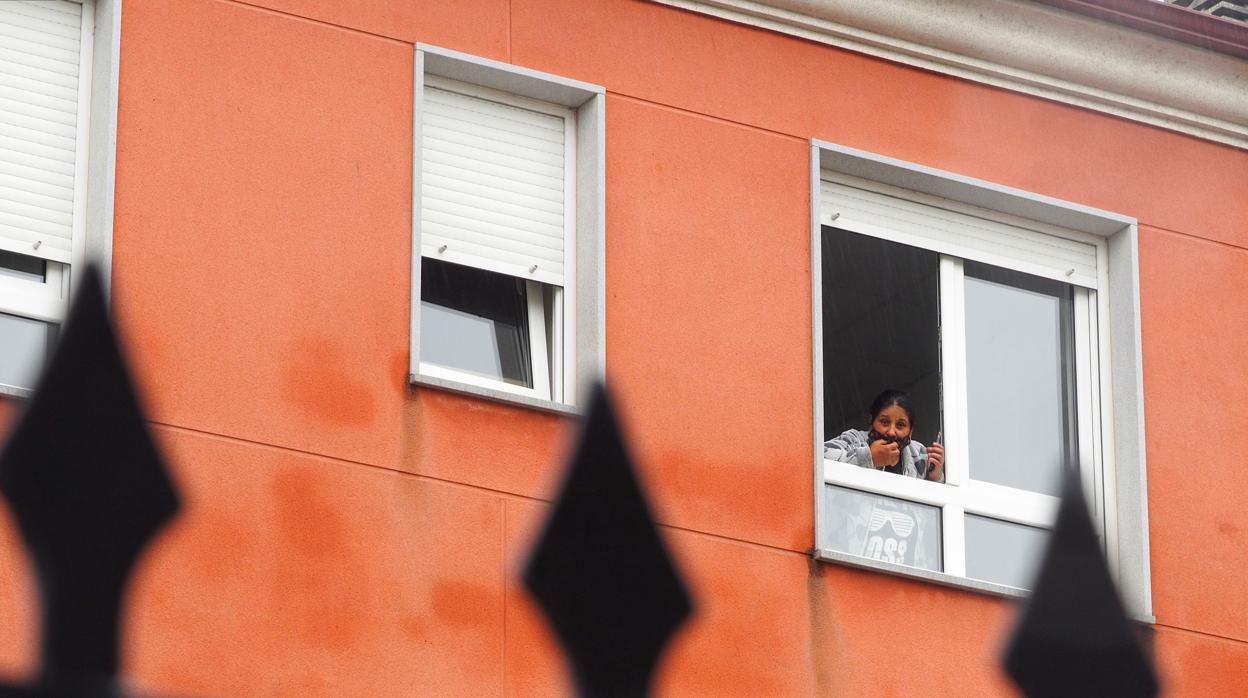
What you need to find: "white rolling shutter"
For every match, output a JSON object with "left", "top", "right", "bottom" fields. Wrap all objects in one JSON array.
[
  {"left": 821, "top": 175, "right": 1099, "bottom": 289},
  {"left": 420, "top": 81, "right": 569, "bottom": 287},
  {"left": 0, "top": 0, "right": 84, "bottom": 265}
]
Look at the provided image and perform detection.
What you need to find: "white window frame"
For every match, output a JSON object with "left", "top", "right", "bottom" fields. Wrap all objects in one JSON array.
[
  {"left": 1, "top": 0, "right": 119, "bottom": 399},
  {"left": 811, "top": 141, "right": 1153, "bottom": 621},
  {"left": 409, "top": 45, "right": 605, "bottom": 415}
]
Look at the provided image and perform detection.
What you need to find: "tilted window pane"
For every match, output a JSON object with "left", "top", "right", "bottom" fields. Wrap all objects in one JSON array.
[
  {"left": 822, "top": 485, "right": 942, "bottom": 572},
  {"left": 964, "top": 262, "right": 1076, "bottom": 496},
  {"left": 821, "top": 227, "right": 941, "bottom": 446},
  {"left": 0, "top": 312, "right": 53, "bottom": 391},
  {"left": 965, "top": 515, "right": 1049, "bottom": 589},
  {"left": 420, "top": 258, "right": 533, "bottom": 388},
  {"left": 0, "top": 251, "right": 47, "bottom": 283}
]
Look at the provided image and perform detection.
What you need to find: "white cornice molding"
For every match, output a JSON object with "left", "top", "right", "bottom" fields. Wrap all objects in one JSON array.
[{"left": 653, "top": 0, "right": 1248, "bottom": 150}]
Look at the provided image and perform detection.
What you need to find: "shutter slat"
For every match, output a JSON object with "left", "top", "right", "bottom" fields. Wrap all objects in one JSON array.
[
  {"left": 0, "top": 119, "right": 76, "bottom": 151},
  {"left": 821, "top": 180, "right": 1098, "bottom": 288},
  {"left": 423, "top": 128, "right": 563, "bottom": 170},
  {"left": 0, "top": 3, "right": 81, "bottom": 40},
  {"left": 423, "top": 221, "right": 565, "bottom": 263},
  {"left": 0, "top": 221, "right": 72, "bottom": 261},
  {"left": 0, "top": 104, "right": 76, "bottom": 140},
  {"left": 0, "top": 208, "right": 71, "bottom": 238},
  {"left": 420, "top": 84, "right": 568, "bottom": 286},
  {"left": 426, "top": 86, "right": 563, "bottom": 136},
  {"left": 423, "top": 109, "right": 563, "bottom": 156},
  {"left": 0, "top": 19, "right": 78, "bottom": 52},
  {"left": 0, "top": 171, "right": 72, "bottom": 202},
  {"left": 424, "top": 137, "right": 563, "bottom": 183},
  {"left": 0, "top": 146, "right": 75, "bottom": 179},
  {"left": 0, "top": 45, "right": 78, "bottom": 77},
  {"left": 0, "top": 56, "right": 78, "bottom": 89},
  {"left": 0, "top": 180, "right": 72, "bottom": 214},
  {"left": 0, "top": 70, "right": 78, "bottom": 105},
  {"left": 0, "top": 131, "right": 75, "bottom": 162},
  {"left": 0, "top": 0, "right": 81, "bottom": 258},
  {"left": 422, "top": 234, "right": 564, "bottom": 284},
  {"left": 0, "top": 190, "right": 72, "bottom": 226},
  {"left": 0, "top": 28, "right": 79, "bottom": 65},
  {"left": 424, "top": 173, "right": 564, "bottom": 220},
  {"left": 423, "top": 208, "right": 564, "bottom": 252},
  {"left": 424, "top": 157, "right": 562, "bottom": 204},
  {"left": 0, "top": 94, "right": 77, "bottom": 127},
  {"left": 9, "top": 0, "right": 83, "bottom": 22},
  {"left": 0, "top": 74, "right": 77, "bottom": 114},
  {"left": 423, "top": 189, "right": 563, "bottom": 239}
]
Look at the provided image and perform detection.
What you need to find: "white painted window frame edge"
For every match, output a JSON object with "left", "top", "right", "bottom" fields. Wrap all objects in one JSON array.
[
  {"left": 810, "top": 140, "right": 1154, "bottom": 623},
  {"left": 409, "top": 45, "right": 605, "bottom": 414}
]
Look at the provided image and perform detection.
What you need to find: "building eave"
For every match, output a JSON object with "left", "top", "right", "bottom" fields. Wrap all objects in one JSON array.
[{"left": 651, "top": 0, "right": 1248, "bottom": 150}]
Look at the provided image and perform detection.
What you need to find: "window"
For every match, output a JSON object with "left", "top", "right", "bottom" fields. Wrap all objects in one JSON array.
[
  {"left": 409, "top": 45, "right": 604, "bottom": 411},
  {"left": 811, "top": 143, "right": 1152, "bottom": 619},
  {"left": 0, "top": 0, "right": 96, "bottom": 395}
]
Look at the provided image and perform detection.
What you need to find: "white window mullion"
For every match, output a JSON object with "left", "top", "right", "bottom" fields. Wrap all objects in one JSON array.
[
  {"left": 824, "top": 460, "right": 957, "bottom": 507},
  {"left": 961, "top": 481, "right": 1059, "bottom": 528},
  {"left": 526, "top": 279, "right": 550, "bottom": 401},
  {"left": 560, "top": 111, "right": 576, "bottom": 404},
  {"left": 939, "top": 255, "right": 969, "bottom": 487},
  {"left": 1074, "top": 287, "right": 1101, "bottom": 532},
  {"left": 1096, "top": 283, "right": 1122, "bottom": 579},
  {"left": 942, "top": 504, "right": 966, "bottom": 576}
]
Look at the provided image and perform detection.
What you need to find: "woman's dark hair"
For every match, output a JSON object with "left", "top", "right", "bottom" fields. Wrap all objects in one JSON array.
[{"left": 868, "top": 389, "right": 916, "bottom": 426}]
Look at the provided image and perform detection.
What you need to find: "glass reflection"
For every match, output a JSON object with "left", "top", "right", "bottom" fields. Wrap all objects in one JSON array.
[
  {"left": 965, "top": 514, "right": 1049, "bottom": 588},
  {"left": 420, "top": 258, "right": 533, "bottom": 387},
  {"left": 823, "top": 485, "right": 942, "bottom": 571},
  {"left": 964, "top": 262, "right": 1076, "bottom": 496},
  {"left": 0, "top": 312, "right": 53, "bottom": 390},
  {"left": 821, "top": 226, "right": 941, "bottom": 448}
]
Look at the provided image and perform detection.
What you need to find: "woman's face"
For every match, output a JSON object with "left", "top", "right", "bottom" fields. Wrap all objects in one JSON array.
[{"left": 871, "top": 404, "right": 913, "bottom": 440}]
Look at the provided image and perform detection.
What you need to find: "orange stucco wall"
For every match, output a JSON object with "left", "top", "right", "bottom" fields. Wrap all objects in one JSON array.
[{"left": 0, "top": 0, "right": 1246, "bottom": 694}]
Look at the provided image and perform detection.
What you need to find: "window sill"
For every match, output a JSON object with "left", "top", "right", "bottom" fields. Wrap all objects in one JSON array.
[
  {"left": 813, "top": 549, "right": 1157, "bottom": 625},
  {"left": 409, "top": 373, "right": 580, "bottom": 417},
  {"left": 0, "top": 384, "right": 32, "bottom": 400}
]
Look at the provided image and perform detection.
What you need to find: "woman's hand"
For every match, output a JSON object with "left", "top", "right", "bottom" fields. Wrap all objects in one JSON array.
[
  {"left": 869, "top": 439, "right": 900, "bottom": 468},
  {"left": 925, "top": 442, "right": 945, "bottom": 481}
]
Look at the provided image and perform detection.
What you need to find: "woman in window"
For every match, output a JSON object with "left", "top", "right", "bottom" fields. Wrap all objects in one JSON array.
[{"left": 824, "top": 389, "right": 944, "bottom": 481}]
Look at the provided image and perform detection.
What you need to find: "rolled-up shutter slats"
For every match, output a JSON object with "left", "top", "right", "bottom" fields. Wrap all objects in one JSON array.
[
  {"left": 420, "top": 84, "right": 568, "bottom": 286},
  {"left": 0, "top": 0, "right": 82, "bottom": 263}
]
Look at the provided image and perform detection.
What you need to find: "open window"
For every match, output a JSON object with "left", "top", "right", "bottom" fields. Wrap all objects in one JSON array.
[
  {"left": 812, "top": 143, "right": 1152, "bottom": 619},
  {"left": 409, "top": 46, "right": 604, "bottom": 412}
]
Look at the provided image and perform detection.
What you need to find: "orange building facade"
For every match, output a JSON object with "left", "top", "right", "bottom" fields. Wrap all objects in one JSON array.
[{"left": 1, "top": 0, "right": 1247, "bottom": 695}]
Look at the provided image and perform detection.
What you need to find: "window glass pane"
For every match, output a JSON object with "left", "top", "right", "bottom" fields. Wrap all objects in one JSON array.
[
  {"left": 420, "top": 258, "right": 533, "bottom": 388},
  {"left": 822, "top": 485, "right": 942, "bottom": 572},
  {"left": 0, "top": 312, "right": 53, "bottom": 390},
  {"left": 965, "top": 515, "right": 1049, "bottom": 588},
  {"left": 0, "top": 251, "right": 46, "bottom": 283},
  {"left": 821, "top": 227, "right": 941, "bottom": 446},
  {"left": 964, "top": 262, "right": 1076, "bottom": 496}
]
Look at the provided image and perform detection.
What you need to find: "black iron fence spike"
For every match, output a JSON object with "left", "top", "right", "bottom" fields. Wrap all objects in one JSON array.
[
  {"left": 1002, "top": 469, "right": 1158, "bottom": 697},
  {"left": 523, "top": 383, "right": 693, "bottom": 698},
  {"left": 0, "top": 265, "right": 181, "bottom": 696}
]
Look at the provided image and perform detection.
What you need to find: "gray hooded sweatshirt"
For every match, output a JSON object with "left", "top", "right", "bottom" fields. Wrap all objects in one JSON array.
[{"left": 823, "top": 429, "right": 930, "bottom": 479}]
